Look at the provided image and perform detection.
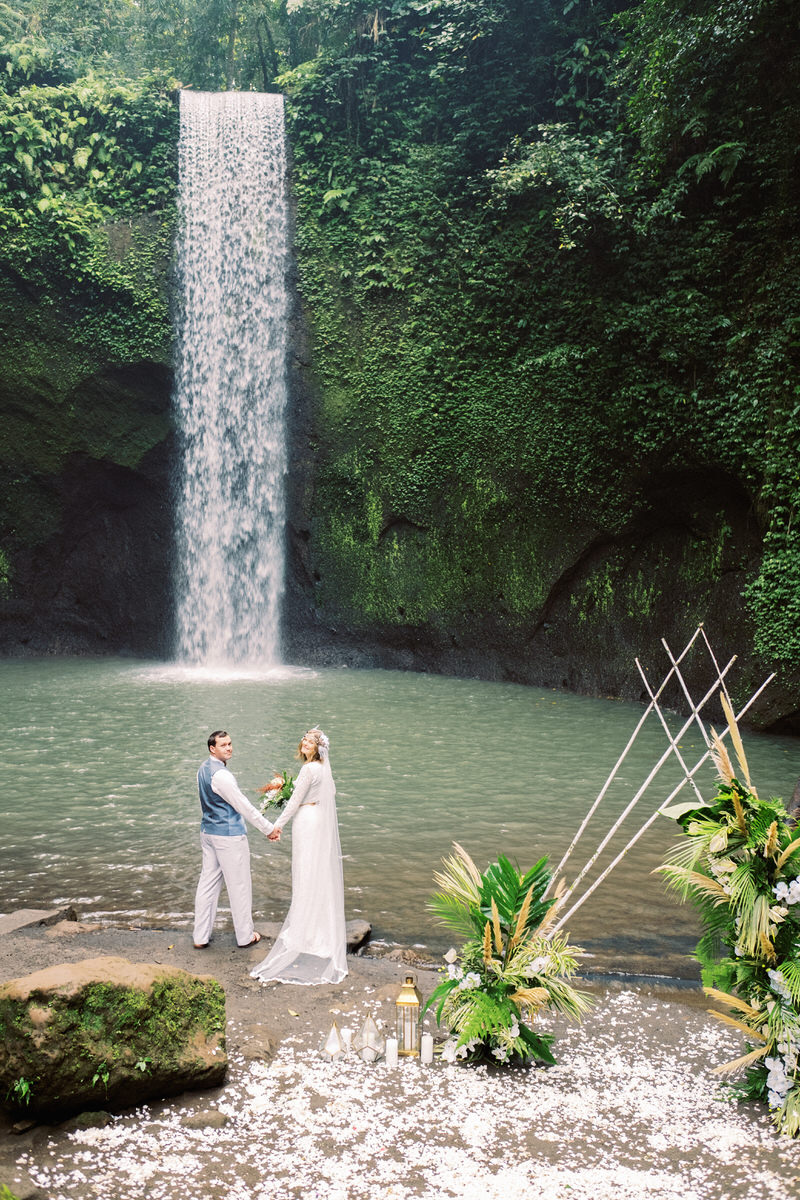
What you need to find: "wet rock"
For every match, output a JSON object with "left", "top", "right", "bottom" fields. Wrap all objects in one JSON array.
[
  {"left": 0, "top": 956, "right": 227, "bottom": 1121},
  {"left": 45, "top": 920, "right": 102, "bottom": 938},
  {"left": 346, "top": 920, "right": 371, "bottom": 953},
  {"left": 62, "top": 1110, "right": 114, "bottom": 1130},
  {"left": 237, "top": 1024, "right": 279, "bottom": 1063},
  {"left": 181, "top": 1109, "right": 229, "bottom": 1129}
]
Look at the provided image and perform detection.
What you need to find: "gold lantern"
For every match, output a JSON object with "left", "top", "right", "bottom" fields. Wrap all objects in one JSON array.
[{"left": 395, "top": 973, "right": 422, "bottom": 1057}]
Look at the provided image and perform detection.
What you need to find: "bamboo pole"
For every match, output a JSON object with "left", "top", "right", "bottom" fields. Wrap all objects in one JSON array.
[
  {"left": 547, "top": 672, "right": 776, "bottom": 935},
  {"left": 546, "top": 625, "right": 705, "bottom": 892}
]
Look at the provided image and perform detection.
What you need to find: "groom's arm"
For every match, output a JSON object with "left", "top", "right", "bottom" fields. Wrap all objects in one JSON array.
[{"left": 211, "top": 769, "right": 275, "bottom": 836}]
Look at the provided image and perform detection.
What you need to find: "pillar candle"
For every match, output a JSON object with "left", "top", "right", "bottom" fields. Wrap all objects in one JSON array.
[
  {"left": 385, "top": 1037, "right": 399, "bottom": 1067},
  {"left": 420, "top": 1033, "right": 434, "bottom": 1065}
]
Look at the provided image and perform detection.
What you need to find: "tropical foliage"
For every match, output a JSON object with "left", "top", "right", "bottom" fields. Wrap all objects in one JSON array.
[
  {"left": 424, "top": 844, "right": 591, "bottom": 1066},
  {"left": 660, "top": 696, "right": 800, "bottom": 1136}
]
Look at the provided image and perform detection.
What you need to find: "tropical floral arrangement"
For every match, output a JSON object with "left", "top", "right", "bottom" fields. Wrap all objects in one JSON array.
[
  {"left": 659, "top": 696, "right": 800, "bottom": 1137},
  {"left": 258, "top": 771, "right": 295, "bottom": 812},
  {"left": 423, "top": 844, "right": 591, "bottom": 1066}
]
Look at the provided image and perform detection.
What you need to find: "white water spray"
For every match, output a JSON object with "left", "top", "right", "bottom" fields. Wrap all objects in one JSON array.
[{"left": 173, "top": 90, "right": 289, "bottom": 666}]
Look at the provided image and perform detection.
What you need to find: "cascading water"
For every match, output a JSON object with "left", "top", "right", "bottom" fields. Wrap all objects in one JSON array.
[{"left": 173, "top": 90, "right": 289, "bottom": 667}]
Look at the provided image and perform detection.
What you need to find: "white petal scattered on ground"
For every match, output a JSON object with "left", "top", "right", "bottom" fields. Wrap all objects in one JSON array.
[{"left": 15, "top": 991, "right": 800, "bottom": 1200}]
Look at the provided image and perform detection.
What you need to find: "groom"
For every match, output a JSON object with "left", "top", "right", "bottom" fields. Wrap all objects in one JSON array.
[{"left": 193, "top": 729, "right": 275, "bottom": 949}]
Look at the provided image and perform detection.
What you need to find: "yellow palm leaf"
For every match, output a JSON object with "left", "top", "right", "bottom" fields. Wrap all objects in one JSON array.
[
  {"left": 709, "top": 729, "right": 734, "bottom": 785},
  {"left": 508, "top": 884, "right": 534, "bottom": 952},
  {"left": 452, "top": 842, "right": 483, "bottom": 889},
  {"left": 720, "top": 691, "right": 753, "bottom": 793},
  {"left": 758, "top": 931, "right": 777, "bottom": 962},
  {"left": 491, "top": 897, "right": 504, "bottom": 955},
  {"left": 777, "top": 837, "right": 800, "bottom": 871},
  {"left": 511, "top": 986, "right": 549, "bottom": 1009},
  {"left": 482, "top": 920, "right": 493, "bottom": 964},
  {"left": 763, "top": 821, "right": 779, "bottom": 860},
  {"left": 703, "top": 987, "right": 761, "bottom": 1021},
  {"left": 711, "top": 1044, "right": 769, "bottom": 1077},
  {"left": 706, "top": 1009, "right": 766, "bottom": 1040}
]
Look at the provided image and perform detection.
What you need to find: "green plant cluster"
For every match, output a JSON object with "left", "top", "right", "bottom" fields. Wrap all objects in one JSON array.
[
  {"left": 660, "top": 706, "right": 800, "bottom": 1136},
  {"left": 276, "top": 0, "right": 799, "bottom": 668},
  {"left": 424, "top": 845, "right": 590, "bottom": 1066}
]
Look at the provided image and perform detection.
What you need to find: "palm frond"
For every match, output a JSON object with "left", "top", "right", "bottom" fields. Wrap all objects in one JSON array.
[
  {"left": 720, "top": 691, "right": 752, "bottom": 792},
  {"left": 428, "top": 890, "right": 482, "bottom": 938},
  {"left": 709, "top": 729, "right": 735, "bottom": 785},
  {"left": 490, "top": 897, "right": 503, "bottom": 956},
  {"left": 657, "top": 864, "right": 731, "bottom": 906},
  {"left": 778, "top": 959, "right": 800, "bottom": 1007},
  {"left": 777, "top": 837, "right": 800, "bottom": 871},
  {"left": 452, "top": 843, "right": 483, "bottom": 889},
  {"left": 763, "top": 820, "right": 779, "bottom": 860},
  {"left": 706, "top": 1009, "right": 766, "bottom": 1040},
  {"left": 711, "top": 1044, "right": 769, "bottom": 1077},
  {"left": 510, "top": 986, "right": 550, "bottom": 1010},
  {"left": 703, "top": 987, "right": 762, "bottom": 1021},
  {"left": 507, "top": 884, "right": 534, "bottom": 953}
]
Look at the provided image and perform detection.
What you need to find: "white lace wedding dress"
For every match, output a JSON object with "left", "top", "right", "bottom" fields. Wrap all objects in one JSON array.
[{"left": 251, "top": 756, "right": 347, "bottom": 985}]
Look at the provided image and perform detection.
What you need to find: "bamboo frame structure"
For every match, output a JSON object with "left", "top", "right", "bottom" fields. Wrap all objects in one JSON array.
[{"left": 544, "top": 626, "right": 776, "bottom": 937}]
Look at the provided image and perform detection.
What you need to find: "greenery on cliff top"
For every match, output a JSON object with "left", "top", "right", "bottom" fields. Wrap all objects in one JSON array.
[
  {"left": 273, "top": 0, "right": 800, "bottom": 666},
  {"left": 1, "top": 0, "right": 798, "bottom": 674}
]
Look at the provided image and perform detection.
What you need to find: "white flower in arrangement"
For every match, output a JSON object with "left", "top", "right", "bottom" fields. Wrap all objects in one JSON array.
[
  {"left": 440, "top": 1039, "right": 458, "bottom": 1064},
  {"left": 767, "top": 968, "right": 793, "bottom": 1003},
  {"left": 457, "top": 972, "right": 482, "bottom": 991},
  {"left": 447, "top": 964, "right": 464, "bottom": 980},
  {"left": 528, "top": 956, "right": 549, "bottom": 975},
  {"left": 443, "top": 947, "right": 459, "bottom": 964},
  {"left": 509, "top": 1021, "right": 520, "bottom": 1039},
  {"left": 765, "top": 1056, "right": 791, "bottom": 1110},
  {"left": 492, "top": 1046, "right": 509, "bottom": 1062},
  {"left": 774, "top": 878, "right": 800, "bottom": 905}
]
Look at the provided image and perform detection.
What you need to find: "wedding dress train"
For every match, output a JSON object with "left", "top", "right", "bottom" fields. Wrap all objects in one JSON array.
[{"left": 251, "top": 756, "right": 347, "bottom": 985}]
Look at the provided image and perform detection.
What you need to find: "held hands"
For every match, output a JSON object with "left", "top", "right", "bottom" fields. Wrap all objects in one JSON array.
[{"left": 268, "top": 828, "right": 281, "bottom": 841}]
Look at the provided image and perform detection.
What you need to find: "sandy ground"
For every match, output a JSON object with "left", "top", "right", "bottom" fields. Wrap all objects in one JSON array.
[{"left": 1, "top": 919, "right": 800, "bottom": 1200}]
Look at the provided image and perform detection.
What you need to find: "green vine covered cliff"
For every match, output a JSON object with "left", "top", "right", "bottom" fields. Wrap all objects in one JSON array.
[{"left": 0, "top": 1, "right": 798, "bottom": 724}]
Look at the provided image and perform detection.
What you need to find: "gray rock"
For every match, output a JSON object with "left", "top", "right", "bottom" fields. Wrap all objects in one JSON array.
[
  {"left": 181, "top": 1109, "right": 229, "bottom": 1129},
  {"left": 346, "top": 920, "right": 371, "bottom": 953},
  {"left": 0, "top": 956, "right": 227, "bottom": 1121}
]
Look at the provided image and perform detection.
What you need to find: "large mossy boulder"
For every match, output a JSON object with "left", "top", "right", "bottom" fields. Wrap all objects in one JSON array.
[{"left": 0, "top": 956, "right": 226, "bottom": 1121}]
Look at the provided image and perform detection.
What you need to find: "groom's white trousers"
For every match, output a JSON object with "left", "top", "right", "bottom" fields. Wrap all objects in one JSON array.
[{"left": 193, "top": 832, "right": 255, "bottom": 947}]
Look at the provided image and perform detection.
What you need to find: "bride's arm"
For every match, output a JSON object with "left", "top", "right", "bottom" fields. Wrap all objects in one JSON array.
[{"left": 273, "top": 763, "right": 315, "bottom": 831}]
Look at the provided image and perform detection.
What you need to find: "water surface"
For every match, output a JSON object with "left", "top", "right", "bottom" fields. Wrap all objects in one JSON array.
[{"left": 4, "top": 658, "right": 799, "bottom": 978}]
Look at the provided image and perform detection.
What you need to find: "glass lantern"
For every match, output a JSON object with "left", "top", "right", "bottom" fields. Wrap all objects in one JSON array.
[
  {"left": 320, "top": 1021, "right": 346, "bottom": 1061},
  {"left": 396, "top": 973, "right": 422, "bottom": 1057},
  {"left": 353, "top": 1014, "right": 385, "bottom": 1063}
]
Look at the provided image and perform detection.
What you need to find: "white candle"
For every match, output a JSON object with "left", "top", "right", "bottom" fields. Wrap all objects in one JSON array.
[
  {"left": 420, "top": 1033, "right": 434, "bottom": 1065},
  {"left": 385, "top": 1037, "right": 399, "bottom": 1067}
]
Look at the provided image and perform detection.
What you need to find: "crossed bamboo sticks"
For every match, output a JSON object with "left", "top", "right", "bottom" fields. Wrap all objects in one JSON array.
[{"left": 543, "top": 625, "right": 775, "bottom": 937}]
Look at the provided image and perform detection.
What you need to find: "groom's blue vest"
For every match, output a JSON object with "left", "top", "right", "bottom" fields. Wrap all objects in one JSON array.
[{"left": 198, "top": 757, "right": 246, "bottom": 836}]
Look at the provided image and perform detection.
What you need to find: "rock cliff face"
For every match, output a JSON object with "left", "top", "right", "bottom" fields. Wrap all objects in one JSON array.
[
  {"left": 280, "top": 291, "right": 796, "bottom": 732},
  {"left": 0, "top": 223, "right": 175, "bottom": 657},
  {"left": 0, "top": 222, "right": 795, "bottom": 731}
]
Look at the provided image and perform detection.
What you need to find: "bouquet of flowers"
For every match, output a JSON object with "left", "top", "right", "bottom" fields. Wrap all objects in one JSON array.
[
  {"left": 659, "top": 695, "right": 800, "bottom": 1137},
  {"left": 258, "top": 771, "right": 295, "bottom": 812}
]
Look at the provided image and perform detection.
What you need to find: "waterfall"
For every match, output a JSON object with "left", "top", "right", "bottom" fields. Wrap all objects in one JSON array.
[{"left": 173, "top": 90, "right": 289, "bottom": 667}]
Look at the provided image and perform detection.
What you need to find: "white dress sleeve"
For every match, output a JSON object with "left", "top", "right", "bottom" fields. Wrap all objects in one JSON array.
[{"left": 274, "top": 762, "right": 318, "bottom": 831}]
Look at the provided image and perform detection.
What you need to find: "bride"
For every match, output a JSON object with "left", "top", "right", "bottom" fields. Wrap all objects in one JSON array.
[{"left": 251, "top": 727, "right": 348, "bottom": 985}]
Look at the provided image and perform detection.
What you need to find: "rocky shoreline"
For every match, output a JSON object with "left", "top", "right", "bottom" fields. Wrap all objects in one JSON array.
[{"left": 1, "top": 912, "right": 799, "bottom": 1200}]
